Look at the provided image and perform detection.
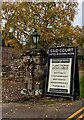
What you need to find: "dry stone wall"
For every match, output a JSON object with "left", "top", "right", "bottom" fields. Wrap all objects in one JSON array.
[{"left": 2, "top": 58, "right": 25, "bottom": 81}]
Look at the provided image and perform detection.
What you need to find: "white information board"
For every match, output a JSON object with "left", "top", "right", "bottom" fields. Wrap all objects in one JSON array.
[{"left": 47, "top": 58, "right": 72, "bottom": 94}]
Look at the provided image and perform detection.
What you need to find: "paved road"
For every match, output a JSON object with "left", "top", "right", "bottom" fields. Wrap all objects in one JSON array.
[{"left": 1, "top": 99, "right": 84, "bottom": 119}]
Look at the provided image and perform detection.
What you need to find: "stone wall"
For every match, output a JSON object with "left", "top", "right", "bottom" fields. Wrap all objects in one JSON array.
[
  {"left": 1, "top": 44, "right": 22, "bottom": 80},
  {"left": 2, "top": 58, "right": 25, "bottom": 81},
  {"left": 2, "top": 48, "right": 47, "bottom": 98}
]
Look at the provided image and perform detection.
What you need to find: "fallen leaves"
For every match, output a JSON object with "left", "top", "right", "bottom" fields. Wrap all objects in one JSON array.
[{"left": 2, "top": 80, "right": 23, "bottom": 102}]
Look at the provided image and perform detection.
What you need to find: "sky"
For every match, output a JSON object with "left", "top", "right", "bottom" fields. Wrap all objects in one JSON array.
[{"left": 73, "top": 0, "right": 84, "bottom": 26}]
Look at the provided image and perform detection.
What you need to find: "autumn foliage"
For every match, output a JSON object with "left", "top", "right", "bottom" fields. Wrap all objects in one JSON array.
[{"left": 1, "top": 1, "right": 84, "bottom": 51}]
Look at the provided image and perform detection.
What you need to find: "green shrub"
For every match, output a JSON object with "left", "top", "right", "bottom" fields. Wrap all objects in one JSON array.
[
  {"left": 78, "top": 55, "right": 84, "bottom": 61},
  {"left": 80, "top": 76, "right": 84, "bottom": 98}
]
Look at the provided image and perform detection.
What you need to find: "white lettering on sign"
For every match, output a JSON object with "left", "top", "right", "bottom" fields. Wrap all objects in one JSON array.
[
  {"left": 50, "top": 48, "right": 74, "bottom": 53},
  {"left": 50, "top": 49, "right": 58, "bottom": 53},
  {"left": 47, "top": 58, "right": 72, "bottom": 94}
]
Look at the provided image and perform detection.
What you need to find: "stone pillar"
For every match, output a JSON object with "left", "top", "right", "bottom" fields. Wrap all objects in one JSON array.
[{"left": 21, "top": 48, "right": 47, "bottom": 98}]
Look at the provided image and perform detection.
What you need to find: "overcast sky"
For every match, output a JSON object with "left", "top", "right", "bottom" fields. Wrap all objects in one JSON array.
[{"left": 73, "top": 0, "right": 84, "bottom": 26}]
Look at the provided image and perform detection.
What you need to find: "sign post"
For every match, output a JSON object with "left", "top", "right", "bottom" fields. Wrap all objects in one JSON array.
[{"left": 45, "top": 46, "right": 80, "bottom": 99}]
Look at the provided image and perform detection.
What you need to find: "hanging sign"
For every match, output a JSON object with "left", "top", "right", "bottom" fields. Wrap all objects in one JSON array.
[{"left": 45, "top": 46, "right": 80, "bottom": 98}]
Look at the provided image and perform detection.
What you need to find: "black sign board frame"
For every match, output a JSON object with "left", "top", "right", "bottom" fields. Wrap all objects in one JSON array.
[{"left": 45, "top": 46, "right": 80, "bottom": 98}]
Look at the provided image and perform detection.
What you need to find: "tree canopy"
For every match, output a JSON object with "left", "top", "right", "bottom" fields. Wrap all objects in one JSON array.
[{"left": 1, "top": 1, "right": 84, "bottom": 51}]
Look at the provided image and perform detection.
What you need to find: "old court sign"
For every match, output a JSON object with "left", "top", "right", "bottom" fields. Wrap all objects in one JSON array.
[{"left": 45, "top": 46, "right": 80, "bottom": 98}]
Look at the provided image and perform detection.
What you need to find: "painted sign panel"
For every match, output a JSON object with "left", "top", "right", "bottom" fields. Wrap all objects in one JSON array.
[{"left": 48, "top": 58, "right": 72, "bottom": 94}]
